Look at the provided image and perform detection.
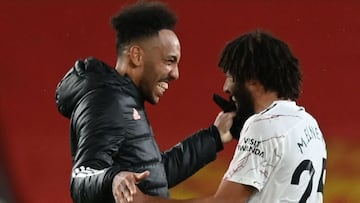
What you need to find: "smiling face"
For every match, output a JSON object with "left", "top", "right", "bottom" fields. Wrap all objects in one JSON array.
[{"left": 138, "top": 29, "right": 181, "bottom": 104}]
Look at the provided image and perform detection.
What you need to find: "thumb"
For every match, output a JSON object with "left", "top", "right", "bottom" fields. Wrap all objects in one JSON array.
[{"left": 135, "top": 170, "right": 150, "bottom": 183}]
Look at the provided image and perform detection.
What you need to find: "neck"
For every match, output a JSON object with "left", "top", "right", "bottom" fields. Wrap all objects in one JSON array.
[
  {"left": 115, "top": 57, "right": 127, "bottom": 76},
  {"left": 253, "top": 91, "right": 282, "bottom": 113},
  {"left": 115, "top": 57, "right": 140, "bottom": 86}
]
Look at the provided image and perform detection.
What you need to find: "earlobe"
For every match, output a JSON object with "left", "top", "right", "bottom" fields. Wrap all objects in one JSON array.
[
  {"left": 248, "top": 79, "right": 257, "bottom": 85},
  {"left": 246, "top": 79, "right": 261, "bottom": 92},
  {"left": 128, "top": 45, "right": 143, "bottom": 67}
]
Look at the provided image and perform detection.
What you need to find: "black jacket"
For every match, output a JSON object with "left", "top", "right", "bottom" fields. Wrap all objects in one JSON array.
[{"left": 55, "top": 58, "right": 224, "bottom": 203}]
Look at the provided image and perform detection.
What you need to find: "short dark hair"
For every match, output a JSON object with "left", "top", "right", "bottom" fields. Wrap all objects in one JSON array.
[
  {"left": 111, "top": 1, "right": 177, "bottom": 54},
  {"left": 218, "top": 30, "right": 302, "bottom": 100}
]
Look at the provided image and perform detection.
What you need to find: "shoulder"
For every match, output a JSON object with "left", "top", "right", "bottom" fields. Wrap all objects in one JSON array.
[
  {"left": 244, "top": 101, "right": 305, "bottom": 137},
  {"left": 242, "top": 113, "right": 277, "bottom": 139},
  {"left": 82, "top": 87, "right": 126, "bottom": 105},
  {"left": 73, "top": 86, "right": 138, "bottom": 120}
]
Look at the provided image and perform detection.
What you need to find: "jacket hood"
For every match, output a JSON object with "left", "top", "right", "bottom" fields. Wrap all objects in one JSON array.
[{"left": 55, "top": 57, "right": 126, "bottom": 118}]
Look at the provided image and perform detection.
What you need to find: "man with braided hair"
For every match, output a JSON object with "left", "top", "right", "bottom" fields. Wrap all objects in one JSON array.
[{"left": 130, "top": 30, "right": 327, "bottom": 203}]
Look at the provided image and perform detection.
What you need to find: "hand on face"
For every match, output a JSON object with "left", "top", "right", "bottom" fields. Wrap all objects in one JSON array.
[
  {"left": 214, "top": 111, "right": 236, "bottom": 143},
  {"left": 222, "top": 73, "right": 255, "bottom": 139},
  {"left": 112, "top": 171, "right": 150, "bottom": 203}
]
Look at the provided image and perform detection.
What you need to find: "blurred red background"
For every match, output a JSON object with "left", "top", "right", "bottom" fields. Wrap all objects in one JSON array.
[{"left": 0, "top": 0, "right": 359, "bottom": 202}]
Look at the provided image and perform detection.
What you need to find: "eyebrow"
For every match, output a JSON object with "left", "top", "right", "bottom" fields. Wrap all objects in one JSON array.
[{"left": 167, "top": 55, "right": 178, "bottom": 62}]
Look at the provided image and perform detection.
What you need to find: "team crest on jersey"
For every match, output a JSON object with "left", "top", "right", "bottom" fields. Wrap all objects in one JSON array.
[{"left": 133, "top": 108, "right": 141, "bottom": 120}]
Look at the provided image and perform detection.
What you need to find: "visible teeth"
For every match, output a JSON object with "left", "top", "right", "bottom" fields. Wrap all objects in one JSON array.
[
  {"left": 231, "top": 96, "right": 237, "bottom": 102},
  {"left": 158, "top": 82, "right": 168, "bottom": 89}
]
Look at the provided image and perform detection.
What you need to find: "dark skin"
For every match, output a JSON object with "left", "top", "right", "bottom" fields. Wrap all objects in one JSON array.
[
  {"left": 111, "top": 29, "right": 236, "bottom": 203},
  {"left": 119, "top": 77, "right": 284, "bottom": 203},
  {"left": 112, "top": 108, "right": 235, "bottom": 203},
  {"left": 112, "top": 107, "right": 236, "bottom": 203},
  {"left": 131, "top": 174, "right": 255, "bottom": 203}
]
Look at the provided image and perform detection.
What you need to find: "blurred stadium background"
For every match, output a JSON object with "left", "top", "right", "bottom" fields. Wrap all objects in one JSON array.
[{"left": 0, "top": 0, "right": 359, "bottom": 202}]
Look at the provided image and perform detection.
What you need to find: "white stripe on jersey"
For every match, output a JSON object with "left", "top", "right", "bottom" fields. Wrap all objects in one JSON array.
[{"left": 72, "top": 166, "right": 105, "bottom": 178}]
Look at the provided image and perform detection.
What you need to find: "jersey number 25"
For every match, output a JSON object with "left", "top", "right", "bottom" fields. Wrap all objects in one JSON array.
[{"left": 291, "top": 158, "right": 327, "bottom": 203}]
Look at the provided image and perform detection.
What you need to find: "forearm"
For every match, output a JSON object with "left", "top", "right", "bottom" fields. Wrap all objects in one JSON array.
[
  {"left": 71, "top": 166, "right": 121, "bottom": 203},
  {"left": 139, "top": 194, "right": 248, "bottom": 203},
  {"left": 71, "top": 172, "right": 108, "bottom": 203},
  {"left": 135, "top": 179, "right": 254, "bottom": 203},
  {"left": 163, "top": 125, "right": 222, "bottom": 187},
  {"left": 140, "top": 195, "right": 213, "bottom": 203}
]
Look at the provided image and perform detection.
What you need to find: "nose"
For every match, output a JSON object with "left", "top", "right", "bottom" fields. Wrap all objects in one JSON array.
[
  {"left": 169, "top": 65, "right": 179, "bottom": 80},
  {"left": 223, "top": 83, "right": 230, "bottom": 94},
  {"left": 223, "top": 77, "right": 234, "bottom": 95}
]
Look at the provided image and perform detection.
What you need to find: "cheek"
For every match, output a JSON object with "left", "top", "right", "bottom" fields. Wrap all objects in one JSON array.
[
  {"left": 146, "top": 71, "right": 159, "bottom": 88},
  {"left": 233, "top": 83, "right": 246, "bottom": 100},
  {"left": 223, "top": 78, "right": 234, "bottom": 92},
  {"left": 229, "top": 83, "right": 236, "bottom": 92},
  {"left": 144, "top": 62, "right": 160, "bottom": 81}
]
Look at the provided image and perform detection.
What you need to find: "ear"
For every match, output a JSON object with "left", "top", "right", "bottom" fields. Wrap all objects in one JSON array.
[
  {"left": 246, "top": 79, "right": 259, "bottom": 90},
  {"left": 128, "top": 45, "right": 143, "bottom": 67},
  {"left": 247, "top": 79, "right": 265, "bottom": 93},
  {"left": 247, "top": 79, "right": 257, "bottom": 86}
]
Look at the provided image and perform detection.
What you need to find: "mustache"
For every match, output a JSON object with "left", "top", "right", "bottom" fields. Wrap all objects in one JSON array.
[{"left": 233, "top": 91, "right": 255, "bottom": 122}]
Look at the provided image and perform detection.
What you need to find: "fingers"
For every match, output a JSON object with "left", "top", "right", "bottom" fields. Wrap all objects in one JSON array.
[
  {"left": 113, "top": 185, "right": 126, "bottom": 203},
  {"left": 113, "top": 171, "right": 150, "bottom": 203},
  {"left": 214, "top": 111, "right": 235, "bottom": 128},
  {"left": 135, "top": 171, "right": 150, "bottom": 183},
  {"left": 125, "top": 171, "right": 151, "bottom": 198},
  {"left": 113, "top": 178, "right": 132, "bottom": 203},
  {"left": 124, "top": 178, "right": 135, "bottom": 202},
  {"left": 224, "top": 111, "right": 236, "bottom": 118},
  {"left": 217, "top": 111, "right": 236, "bottom": 119},
  {"left": 214, "top": 111, "right": 236, "bottom": 143}
]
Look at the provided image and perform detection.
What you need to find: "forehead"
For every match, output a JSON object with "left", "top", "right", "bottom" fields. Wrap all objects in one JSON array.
[
  {"left": 146, "top": 29, "right": 181, "bottom": 60},
  {"left": 158, "top": 29, "right": 180, "bottom": 47}
]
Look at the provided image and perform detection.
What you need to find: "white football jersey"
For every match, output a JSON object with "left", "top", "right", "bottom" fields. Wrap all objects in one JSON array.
[{"left": 224, "top": 100, "right": 327, "bottom": 203}]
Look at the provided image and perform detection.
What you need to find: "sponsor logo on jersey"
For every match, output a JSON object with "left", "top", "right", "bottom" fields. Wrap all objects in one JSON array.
[{"left": 238, "top": 137, "right": 265, "bottom": 158}]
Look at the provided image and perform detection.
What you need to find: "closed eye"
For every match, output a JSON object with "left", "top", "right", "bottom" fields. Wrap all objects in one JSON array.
[
  {"left": 167, "top": 59, "right": 176, "bottom": 64},
  {"left": 165, "top": 56, "right": 178, "bottom": 65}
]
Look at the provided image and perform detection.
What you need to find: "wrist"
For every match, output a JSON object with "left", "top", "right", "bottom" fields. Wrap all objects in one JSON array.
[{"left": 209, "top": 125, "right": 224, "bottom": 152}]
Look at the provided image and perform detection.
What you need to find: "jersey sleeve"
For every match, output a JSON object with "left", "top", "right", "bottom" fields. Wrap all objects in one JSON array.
[{"left": 223, "top": 116, "right": 286, "bottom": 191}]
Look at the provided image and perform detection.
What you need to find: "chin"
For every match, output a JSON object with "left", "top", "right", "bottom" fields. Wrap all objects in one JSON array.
[
  {"left": 147, "top": 96, "right": 160, "bottom": 105},
  {"left": 152, "top": 99, "right": 160, "bottom": 105}
]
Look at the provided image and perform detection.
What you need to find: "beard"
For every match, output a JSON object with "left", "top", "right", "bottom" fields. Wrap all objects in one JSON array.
[{"left": 230, "top": 82, "right": 255, "bottom": 137}]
